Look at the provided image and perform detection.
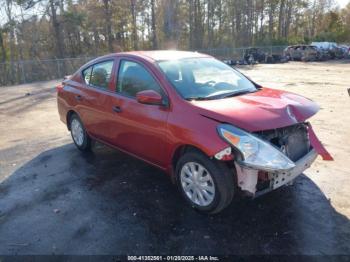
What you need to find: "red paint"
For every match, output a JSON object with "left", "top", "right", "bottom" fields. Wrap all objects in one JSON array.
[
  {"left": 258, "top": 171, "right": 269, "bottom": 181},
  {"left": 221, "top": 155, "right": 234, "bottom": 161},
  {"left": 136, "top": 90, "right": 163, "bottom": 105},
  {"left": 307, "top": 123, "right": 334, "bottom": 161},
  {"left": 57, "top": 50, "right": 332, "bottom": 175},
  {"left": 191, "top": 87, "right": 320, "bottom": 132},
  {"left": 56, "top": 83, "right": 64, "bottom": 92}
]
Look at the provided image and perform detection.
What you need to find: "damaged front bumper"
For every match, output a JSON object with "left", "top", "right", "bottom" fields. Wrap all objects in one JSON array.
[
  {"left": 235, "top": 149, "right": 318, "bottom": 197},
  {"left": 220, "top": 122, "right": 332, "bottom": 197},
  {"left": 258, "top": 149, "right": 318, "bottom": 197}
]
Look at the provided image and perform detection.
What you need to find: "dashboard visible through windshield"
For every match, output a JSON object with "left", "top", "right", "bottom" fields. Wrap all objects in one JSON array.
[{"left": 158, "top": 57, "right": 257, "bottom": 100}]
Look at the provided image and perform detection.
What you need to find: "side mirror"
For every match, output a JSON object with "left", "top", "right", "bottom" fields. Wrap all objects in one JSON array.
[{"left": 136, "top": 90, "right": 163, "bottom": 106}]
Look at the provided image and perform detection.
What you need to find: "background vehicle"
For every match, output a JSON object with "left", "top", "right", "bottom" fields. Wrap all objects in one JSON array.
[
  {"left": 243, "top": 48, "right": 288, "bottom": 64},
  {"left": 311, "top": 42, "right": 345, "bottom": 59},
  {"left": 57, "top": 51, "right": 332, "bottom": 214},
  {"left": 339, "top": 44, "right": 350, "bottom": 58},
  {"left": 243, "top": 48, "right": 266, "bottom": 63},
  {"left": 284, "top": 45, "right": 318, "bottom": 61}
]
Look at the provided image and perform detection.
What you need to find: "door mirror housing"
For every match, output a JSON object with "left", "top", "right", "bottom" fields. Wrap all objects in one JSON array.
[{"left": 136, "top": 90, "right": 164, "bottom": 106}]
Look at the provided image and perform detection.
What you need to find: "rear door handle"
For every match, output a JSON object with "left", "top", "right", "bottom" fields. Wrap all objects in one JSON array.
[
  {"left": 112, "top": 105, "right": 122, "bottom": 113},
  {"left": 75, "top": 95, "right": 82, "bottom": 101}
]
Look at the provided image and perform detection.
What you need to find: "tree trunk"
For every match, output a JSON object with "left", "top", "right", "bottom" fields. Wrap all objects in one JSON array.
[
  {"left": 189, "top": 0, "right": 194, "bottom": 49},
  {"left": 235, "top": 2, "right": 242, "bottom": 46},
  {"left": 207, "top": 0, "right": 211, "bottom": 48},
  {"left": 5, "top": 0, "right": 16, "bottom": 83},
  {"left": 310, "top": 0, "right": 317, "bottom": 37},
  {"left": 230, "top": 3, "right": 236, "bottom": 47},
  {"left": 260, "top": 0, "right": 265, "bottom": 40},
  {"left": 191, "top": 0, "right": 204, "bottom": 49},
  {"left": 151, "top": 0, "right": 157, "bottom": 49},
  {"left": 130, "top": 0, "right": 138, "bottom": 50},
  {"left": 93, "top": 24, "right": 99, "bottom": 56},
  {"left": 0, "top": 29, "right": 6, "bottom": 63},
  {"left": 163, "top": 0, "right": 179, "bottom": 48},
  {"left": 49, "top": 0, "right": 65, "bottom": 58},
  {"left": 103, "top": 0, "right": 114, "bottom": 52},
  {"left": 284, "top": 0, "right": 293, "bottom": 38},
  {"left": 268, "top": 0, "right": 275, "bottom": 43},
  {"left": 217, "top": 0, "right": 222, "bottom": 46},
  {"left": 278, "top": 0, "right": 285, "bottom": 38},
  {"left": 247, "top": 0, "right": 253, "bottom": 45}
]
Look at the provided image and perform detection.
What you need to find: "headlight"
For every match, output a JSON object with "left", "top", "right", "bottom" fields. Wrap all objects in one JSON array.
[{"left": 217, "top": 124, "right": 296, "bottom": 171}]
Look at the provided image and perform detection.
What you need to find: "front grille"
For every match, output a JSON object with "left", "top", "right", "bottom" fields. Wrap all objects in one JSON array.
[{"left": 255, "top": 123, "right": 310, "bottom": 162}]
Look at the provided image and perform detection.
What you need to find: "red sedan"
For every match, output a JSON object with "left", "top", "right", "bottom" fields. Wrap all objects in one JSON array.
[{"left": 57, "top": 50, "right": 332, "bottom": 214}]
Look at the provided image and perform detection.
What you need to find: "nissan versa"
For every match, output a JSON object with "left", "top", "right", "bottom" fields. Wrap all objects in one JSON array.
[{"left": 57, "top": 50, "right": 333, "bottom": 214}]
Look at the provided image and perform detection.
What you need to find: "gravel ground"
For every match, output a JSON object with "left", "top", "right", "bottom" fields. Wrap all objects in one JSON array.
[{"left": 0, "top": 60, "right": 349, "bottom": 255}]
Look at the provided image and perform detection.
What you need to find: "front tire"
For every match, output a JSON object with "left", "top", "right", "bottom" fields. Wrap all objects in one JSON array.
[
  {"left": 175, "top": 150, "right": 235, "bottom": 214},
  {"left": 70, "top": 114, "right": 91, "bottom": 151}
]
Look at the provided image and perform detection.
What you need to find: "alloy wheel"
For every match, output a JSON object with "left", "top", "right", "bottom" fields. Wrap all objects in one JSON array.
[
  {"left": 180, "top": 162, "right": 215, "bottom": 207},
  {"left": 71, "top": 118, "right": 84, "bottom": 146}
]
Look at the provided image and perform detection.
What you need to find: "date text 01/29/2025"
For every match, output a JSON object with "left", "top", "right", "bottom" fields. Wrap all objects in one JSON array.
[{"left": 127, "top": 255, "right": 219, "bottom": 261}]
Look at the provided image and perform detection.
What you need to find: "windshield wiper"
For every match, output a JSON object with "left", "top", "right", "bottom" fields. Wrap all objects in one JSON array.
[
  {"left": 185, "top": 96, "right": 216, "bottom": 101},
  {"left": 185, "top": 89, "right": 258, "bottom": 101},
  {"left": 221, "top": 89, "right": 258, "bottom": 98}
]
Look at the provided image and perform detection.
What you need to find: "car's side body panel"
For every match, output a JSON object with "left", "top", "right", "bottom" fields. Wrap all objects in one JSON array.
[{"left": 57, "top": 53, "right": 231, "bottom": 173}]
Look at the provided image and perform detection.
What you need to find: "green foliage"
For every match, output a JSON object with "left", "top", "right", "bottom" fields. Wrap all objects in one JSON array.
[
  {"left": 287, "top": 36, "right": 308, "bottom": 45},
  {"left": 62, "top": 11, "right": 85, "bottom": 26},
  {"left": 1, "top": 0, "right": 350, "bottom": 61}
]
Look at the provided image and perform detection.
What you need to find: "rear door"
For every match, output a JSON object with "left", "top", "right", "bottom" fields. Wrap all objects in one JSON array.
[{"left": 77, "top": 59, "right": 118, "bottom": 142}]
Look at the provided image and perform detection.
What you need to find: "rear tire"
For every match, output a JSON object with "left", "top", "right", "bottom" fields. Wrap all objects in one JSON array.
[
  {"left": 70, "top": 114, "right": 91, "bottom": 151},
  {"left": 175, "top": 150, "right": 235, "bottom": 214}
]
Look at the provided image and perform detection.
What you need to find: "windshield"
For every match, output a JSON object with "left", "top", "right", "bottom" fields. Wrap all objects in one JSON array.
[{"left": 158, "top": 57, "right": 257, "bottom": 100}]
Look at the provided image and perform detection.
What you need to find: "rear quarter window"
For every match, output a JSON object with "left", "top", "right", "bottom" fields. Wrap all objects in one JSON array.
[{"left": 82, "top": 66, "right": 92, "bottom": 84}]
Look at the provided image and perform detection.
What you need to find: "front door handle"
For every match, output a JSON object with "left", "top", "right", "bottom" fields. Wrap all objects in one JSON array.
[
  {"left": 112, "top": 105, "right": 122, "bottom": 113},
  {"left": 75, "top": 95, "right": 82, "bottom": 101}
]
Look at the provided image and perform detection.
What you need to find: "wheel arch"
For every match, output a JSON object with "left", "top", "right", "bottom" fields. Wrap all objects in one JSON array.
[
  {"left": 66, "top": 110, "right": 78, "bottom": 130},
  {"left": 171, "top": 144, "right": 210, "bottom": 174}
]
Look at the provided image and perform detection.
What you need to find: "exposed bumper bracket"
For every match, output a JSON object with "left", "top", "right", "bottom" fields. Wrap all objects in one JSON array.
[{"left": 236, "top": 149, "right": 318, "bottom": 197}]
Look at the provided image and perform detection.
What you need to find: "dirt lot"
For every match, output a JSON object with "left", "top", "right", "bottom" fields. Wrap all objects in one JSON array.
[{"left": 0, "top": 60, "right": 349, "bottom": 255}]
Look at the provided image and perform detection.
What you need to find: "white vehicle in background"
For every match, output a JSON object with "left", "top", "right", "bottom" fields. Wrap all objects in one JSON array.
[
  {"left": 311, "top": 42, "right": 345, "bottom": 59},
  {"left": 311, "top": 42, "right": 336, "bottom": 49}
]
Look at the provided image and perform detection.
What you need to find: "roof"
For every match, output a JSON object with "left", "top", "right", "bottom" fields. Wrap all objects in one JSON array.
[{"left": 120, "top": 50, "right": 210, "bottom": 61}]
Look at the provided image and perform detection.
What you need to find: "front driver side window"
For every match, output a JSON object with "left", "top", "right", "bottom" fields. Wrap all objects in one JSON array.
[{"left": 116, "top": 60, "right": 162, "bottom": 97}]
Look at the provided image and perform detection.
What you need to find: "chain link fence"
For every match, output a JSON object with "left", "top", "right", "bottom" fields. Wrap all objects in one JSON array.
[
  {"left": 0, "top": 57, "right": 94, "bottom": 87},
  {"left": 0, "top": 46, "right": 288, "bottom": 87}
]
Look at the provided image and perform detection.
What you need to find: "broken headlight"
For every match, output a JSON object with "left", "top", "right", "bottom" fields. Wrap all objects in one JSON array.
[{"left": 217, "top": 124, "right": 296, "bottom": 171}]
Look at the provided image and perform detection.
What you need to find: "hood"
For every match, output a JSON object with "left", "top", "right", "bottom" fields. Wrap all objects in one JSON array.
[{"left": 190, "top": 88, "right": 319, "bottom": 132}]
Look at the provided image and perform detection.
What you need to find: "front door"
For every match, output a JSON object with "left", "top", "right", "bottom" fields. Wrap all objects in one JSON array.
[{"left": 107, "top": 59, "right": 170, "bottom": 168}]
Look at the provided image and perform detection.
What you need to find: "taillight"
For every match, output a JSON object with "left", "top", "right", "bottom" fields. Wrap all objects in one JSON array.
[{"left": 56, "top": 84, "right": 64, "bottom": 92}]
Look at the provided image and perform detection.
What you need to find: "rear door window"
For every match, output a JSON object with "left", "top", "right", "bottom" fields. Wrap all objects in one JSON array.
[{"left": 90, "top": 60, "right": 114, "bottom": 89}]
